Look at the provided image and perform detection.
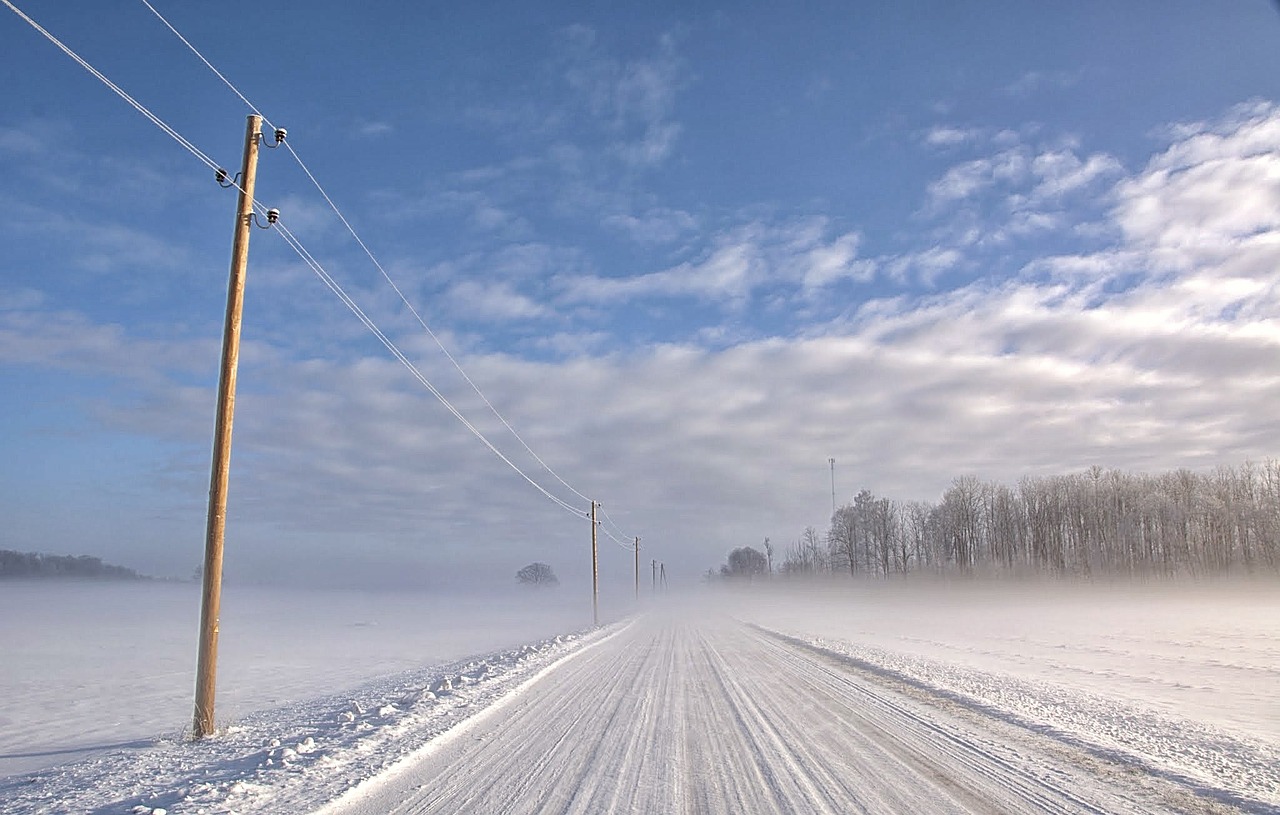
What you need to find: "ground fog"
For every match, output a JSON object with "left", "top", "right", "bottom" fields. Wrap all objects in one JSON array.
[{"left": 0, "top": 580, "right": 591, "bottom": 778}]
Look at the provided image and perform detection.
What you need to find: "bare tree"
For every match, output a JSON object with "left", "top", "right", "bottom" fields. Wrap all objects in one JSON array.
[
  {"left": 782, "top": 527, "right": 827, "bottom": 574},
  {"left": 516, "top": 562, "right": 559, "bottom": 587},
  {"left": 778, "top": 461, "right": 1280, "bottom": 581},
  {"left": 828, "top": 504, "right": 860, "bottom": 577}
]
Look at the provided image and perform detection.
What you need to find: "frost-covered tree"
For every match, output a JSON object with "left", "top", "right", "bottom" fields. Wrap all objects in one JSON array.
[
  {"left": 773, "top": 461, "right": 1280, "bottom": 582},
  {"left": 781, "top": 527, "right": 826, "bottom": 574}
]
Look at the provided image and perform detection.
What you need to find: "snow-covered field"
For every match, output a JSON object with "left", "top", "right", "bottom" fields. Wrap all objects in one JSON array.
[
  {"left": 731, "top": 579, "right": 1280, "bottom": 811},
  {"left": 0, "top": 581, "right": 593, "bottom": 777},
  {"left": 2, "top": 579, "right": 1276, "bottom": 814}
]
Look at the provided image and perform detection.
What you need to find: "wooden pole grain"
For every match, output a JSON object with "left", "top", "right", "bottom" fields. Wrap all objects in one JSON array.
[{"left": 194, "top": 115, "right": 261, "bottom": 740}]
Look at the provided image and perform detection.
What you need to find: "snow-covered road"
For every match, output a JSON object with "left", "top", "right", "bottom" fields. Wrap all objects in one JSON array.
[{"left": 320, "top": 614, "right": 1235, "bottom": 815}]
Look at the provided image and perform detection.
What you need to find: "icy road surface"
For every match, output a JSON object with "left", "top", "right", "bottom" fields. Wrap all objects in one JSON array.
[{"left": 319, "top": 613, "right": 1242, "bottom": 815}]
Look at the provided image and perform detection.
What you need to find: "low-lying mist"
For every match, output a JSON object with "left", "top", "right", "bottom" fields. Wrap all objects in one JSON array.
[
  {"left": 0, "top": 580, "right": 599, "bottom": 778},
  {"left": 691, "top": 575, "right": 1279, "bottom": 743}
]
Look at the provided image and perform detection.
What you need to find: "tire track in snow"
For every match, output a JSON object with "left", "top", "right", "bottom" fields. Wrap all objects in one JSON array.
[{"left": 314, "top": 614, "right": 1252, "bottom": 815}]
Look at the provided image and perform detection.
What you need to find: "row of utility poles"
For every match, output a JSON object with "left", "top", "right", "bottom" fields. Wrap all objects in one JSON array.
[
  {"left": 589, "top": 501, "right": 665, "bottom": 628},
  {"left": 193, "top": 116, "right": 666, "bottom": 741}
]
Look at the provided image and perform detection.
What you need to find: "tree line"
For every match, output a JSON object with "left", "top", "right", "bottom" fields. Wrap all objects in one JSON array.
[
  {"left": 0, "top": 550, "right": 147, "bottom": 581},
  {"left": 768, "top": 462, "right": 1280, "bottom": 579}
]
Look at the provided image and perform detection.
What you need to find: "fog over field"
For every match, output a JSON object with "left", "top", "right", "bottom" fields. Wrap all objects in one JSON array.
[
  {"left": 1, "top": 577, "right": 1276, "bottom": 814},
  {"left": 4, "top": 2, "right": 1280, "bottom": 810},
  {"left": 0, "top": 581, "right": 594, "bottom": 779}
]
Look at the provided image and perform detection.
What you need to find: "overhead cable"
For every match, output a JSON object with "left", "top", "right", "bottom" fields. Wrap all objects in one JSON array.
[
  {"left": 598, "top": 503, "right": 635, "bottom": 543},
  {"left": 138, "top": 0, "right": 595, "bottom": 508},
  {"left": 4, "top": 0, "right": 591, "bottom": 524},
  {"left": 2, "top": 0, "right": 222, "bottom": 175},
  {"left": 272, "top": 218, "right": 591, "bottom": 522}
]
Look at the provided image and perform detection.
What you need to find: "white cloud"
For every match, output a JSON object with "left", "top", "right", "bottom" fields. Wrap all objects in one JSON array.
[
  {"left": 0, "top": 288, "right": 46, "bottom": 310},
  {"left": 922, "top": 126, "right": 979, "bottom": 148},
  {"left": 560, "top": 239, "right": 760, "bottom": 305},
  {"left": 1115, "top": 106, "right": 1280, "bottom": 255},
  {"left": 801, "top": 233, "right": 874, "bottom": 293},
  {"left": 357, "top": 121, "right": 394, "bottom": 138},
  {"left": 0, "top": 124, "right": 45, "bottom": 156},
  {"left": 918, "top": 131, "right": 1125, "bottom": 275},
  {"left": 558, "top": 220, "right": 875, "bottom": 307},
  {"left": 884, "top": 247, "right": 963, "bottom": 286},
  {"left": 0, "top": 304, "right": 217, "bottom": 382},
  {"left": 602, "top": 207, "right": 697, "bottom": 244},
  {"left": 926, "top": 147, "right": 1031, "bottom": 205},
  {"left": 8, "top": 87, "right": 1280, "bottom": 587},
  {"left": 524, "top": 331, "right": 611, "bottom": 357},
  {"left": 1146, "top": 101, "right": 1280, "bottom": 173},
  {"left": 1030, "top": 150, "right": 1124, "bottom": 200},
  {"left": 560, "top": 27, "right": 687, "bottom": 169},
  {"left": 444, "top": 279, "right": 548, "bottom": 321},
  {"left": 1003, "top": 69, "right": 1082, "bottom": 98}
]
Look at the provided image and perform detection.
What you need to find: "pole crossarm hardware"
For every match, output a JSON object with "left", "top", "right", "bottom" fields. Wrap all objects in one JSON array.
[{"left": 193, "top": 115, "right": 267, "bottom": 740}]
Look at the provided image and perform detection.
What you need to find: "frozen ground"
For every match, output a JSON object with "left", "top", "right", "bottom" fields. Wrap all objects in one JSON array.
[
  {"left": 0, "top": 581, "right": 592, "bottom": 778},
  {"left": 731, "top": 579, "right": 1280, "bottom": 812},
  {"left": 1, "top": 579, "right": 1276, "bottom": 814}
]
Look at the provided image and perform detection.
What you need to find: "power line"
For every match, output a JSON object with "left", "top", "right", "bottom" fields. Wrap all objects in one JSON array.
[
  {"left": 139, "top": 0, "right": 266, "bottom": 123},
  {"left": 3, "top": 0, "right": 593, "bottom": 525},
  {"left": 272, "top": 218, "right": 592, "bottom": 522},
  {"left": 11, "top": 0, "right": 654, "bottom": 564},
  {"left": 137, "top": 0, "right": 595, "bottom": 509},
  {"left": 600, "top": 525, "right": 634, "bottom": 551},
  {"left": 2, "top": 0, "right": 222, "bottom": 176},
  {"left": 134, "top": 2, "right": 656, "bottom": 559},
  {"left": 598, "top": 502, "right": 635, "bottom": 543}
]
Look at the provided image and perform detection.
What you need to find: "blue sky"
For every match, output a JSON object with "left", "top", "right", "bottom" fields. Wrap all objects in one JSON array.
[{"left": 4, "top": 1, "right": 1280, "bottom": 591}]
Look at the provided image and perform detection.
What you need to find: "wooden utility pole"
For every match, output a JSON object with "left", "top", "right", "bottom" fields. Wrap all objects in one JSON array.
[
  {"left": 194, "top": 115, "right": 262, "bottom": 740},
  {"left": 590, "top": 501, "right": 599, "bottom": 626},
  {"left": 651, "top": 558, "right": 657, "bottom": 593},
  {"left": 633, "top": 537, "right": 640, "bottom": 600}
]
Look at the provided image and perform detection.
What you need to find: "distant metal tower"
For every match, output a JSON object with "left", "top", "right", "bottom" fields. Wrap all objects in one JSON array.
[{"left": 829, "top": 457, "right": 836, "bottom": 516}]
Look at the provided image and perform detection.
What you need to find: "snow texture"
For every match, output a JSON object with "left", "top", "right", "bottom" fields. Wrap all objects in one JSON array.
[
  {"left": 1, "top": 625, "right": 605, "bottom": 815},
  {"left": 2, "top": 580, "right": 1276, "bottom": 814}
]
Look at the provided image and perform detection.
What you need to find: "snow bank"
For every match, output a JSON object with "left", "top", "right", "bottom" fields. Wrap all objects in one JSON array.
[
  {"left": 0, "top": 582, "right": 589, "bottom": 779},
  {"left": 733, "top": 580, "right": 1280, "bottom": 811},
  {"left": 0, "top": 627, "right": 612, "bottom": 815}
]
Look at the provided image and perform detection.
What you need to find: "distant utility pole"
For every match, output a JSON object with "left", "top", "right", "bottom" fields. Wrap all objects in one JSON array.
[
  {"left": 194, "top": 115, "right": 263, "bottom": 740},
  {"left": 652, "top": 559, "right": 657, "bottom": 594},
  {"left": 591, "top": 501, "right": 599, "bottom": 627},
  {"left": 634, "top": 537, "right": 640, "bottom": 600},
  {"left": 829, "top": 457, "right": 837, "bottom": 517},
  {"left": 659, "top": 563, "right": 667, "bottom": 592}
]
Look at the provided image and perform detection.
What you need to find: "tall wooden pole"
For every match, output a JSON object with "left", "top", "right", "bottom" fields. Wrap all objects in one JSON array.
[
  {"left": 634, "top": 537, "right": 640, "bottom": 600},
  {"left": 590, "top": 501, "right": 599, "bottom": 626},
  {"left": 194, "top": 115, "right": 262, "bottom": 740}
]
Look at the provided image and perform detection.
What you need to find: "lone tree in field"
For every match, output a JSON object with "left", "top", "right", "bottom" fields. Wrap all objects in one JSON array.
[
  {"left": 517, "top": 562, "right": 559, "bottom": 587},
  {"left": 720, "top": 546, "right": 768, "bottom": 579}
]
